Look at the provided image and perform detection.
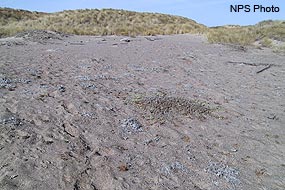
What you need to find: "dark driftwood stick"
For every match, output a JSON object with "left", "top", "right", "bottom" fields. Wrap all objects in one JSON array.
[
  {"left": 69, "top": 42, "right": 85, "bottom": 45},
  {"left": 226, "top": 61, "right": 270, "bottom": 67},
  {"left": 256, "top": 65, "right": 272, "bottom": 74}
]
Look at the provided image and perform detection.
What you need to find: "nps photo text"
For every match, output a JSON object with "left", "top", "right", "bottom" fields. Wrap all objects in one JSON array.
[{"left": 230, "top": 5, "right": 280, "bottom": 12}]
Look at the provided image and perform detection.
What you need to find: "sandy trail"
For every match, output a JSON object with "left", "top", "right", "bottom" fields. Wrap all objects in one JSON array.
[{"left": 0, "top": 32, "right": 284, "bottom": 190}]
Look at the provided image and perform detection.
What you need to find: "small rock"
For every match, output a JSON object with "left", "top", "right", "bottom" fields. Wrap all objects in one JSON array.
[
  {"left": 17, "top": 131, "right": 31, "bottom": 139},
  {"left": 267, "top": 114, "right": 278, "bottom": 120},
  {"left": 118, "top": 164, "right": 129, "bottom": 171},
  {"left": 255, "top": 168, "right": 267, "bottom": 177},
  {"left": 120, "top": 38, "right": 131, "bottom": 42},
  {"left": 230, "top": 148, "right": 238, "bottom": 152},
  {"left": 182, "top": 136, "right": 191, "bottom": 143},
  {"left": 58, "top": 85, "right": 66, "bottom": 92},
  {"left": 61, "top": 101, "right": 79, "bottom": 115},
  {"left": 66, "top": 103, "right": 78, "bottom": 114},
  {"left": 10, "top": 174, "right": 18, "bottom": 179},
  {"left": 32, "top": 117, "right": 42, "bottom": 126},
  {"left": 63, "top": 122, "right": 79, "bottom": 138},
  {"left": 41, "top": 115, "right": 50, "bottom": 122},
  {"left": 43, "top": 136, "right": 54, "bottom": 144},
  {"left": 48, "top": 90, "right": 60, "bottom": 98}
]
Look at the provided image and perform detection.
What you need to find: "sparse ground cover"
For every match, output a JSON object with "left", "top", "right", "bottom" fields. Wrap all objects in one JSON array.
[{"left": 0, "top": 31, "right": 284, "bottom": 189}]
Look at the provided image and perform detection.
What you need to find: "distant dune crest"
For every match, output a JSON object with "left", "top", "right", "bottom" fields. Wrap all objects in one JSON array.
[{"left": 0, "top": 7, "right": 284, "bottom": 49}]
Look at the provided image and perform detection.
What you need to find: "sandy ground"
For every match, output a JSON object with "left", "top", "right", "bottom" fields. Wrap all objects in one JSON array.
[{"left": 0, "top": 31, "right": 285, "bottom": 190}]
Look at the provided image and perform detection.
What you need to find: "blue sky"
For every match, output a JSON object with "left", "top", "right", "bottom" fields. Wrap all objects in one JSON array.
[{"left": 0, "top": 0, "right": 284, "bottom": 26}]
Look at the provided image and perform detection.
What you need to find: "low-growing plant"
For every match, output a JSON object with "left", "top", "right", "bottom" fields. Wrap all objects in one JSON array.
[
  {"left": 133, "top": 95, "right": 213, "bottom": 120},
  {"left": 260, "top": 37, "right": 273, "bottom": 47},
  {"left": 273, "top": 45, "right": 285, "bottom": 54}
]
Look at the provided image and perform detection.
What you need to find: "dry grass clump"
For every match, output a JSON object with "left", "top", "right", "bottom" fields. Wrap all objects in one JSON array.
[
  {"left": 133, "top": 96, "right": 212, "bottom": 120},
  {"left": 207, "top": 27, "right": 256, "bottom": 46},
  {"left": 260, "top": 37, "right": 273, "bottom": 47},
  {"left": 273, "top": 45, "right": 285, "bottom": 54},
  {"left": 0, "top": 8, "right": 207, "bottom": 37}
]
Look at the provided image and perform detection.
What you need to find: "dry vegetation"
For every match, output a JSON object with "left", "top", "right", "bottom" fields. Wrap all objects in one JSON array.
[
  {"left": 132, "top": 95, "right": 214, "bottom": 120},
  {"left": 1, "top": 8, "right": 284, "bottom": 49},
  {"left": 0, "top": 8, "right": 47, "bottom": 25},
  {"left": 207, "top": 20, "right": 285, "bottom": 47},
  {"left": 0, "top": 8, "right": 206, "bottom": 37}
]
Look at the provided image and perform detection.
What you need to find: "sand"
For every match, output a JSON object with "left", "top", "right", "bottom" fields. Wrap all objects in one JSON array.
[{"left": 0, "top": 31, "right": 284, "bottom": 190}]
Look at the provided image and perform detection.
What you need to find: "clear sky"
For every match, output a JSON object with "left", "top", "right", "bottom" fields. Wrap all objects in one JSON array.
[{"left": 0, "top": 0, "right": 284, "bottom": 26}]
